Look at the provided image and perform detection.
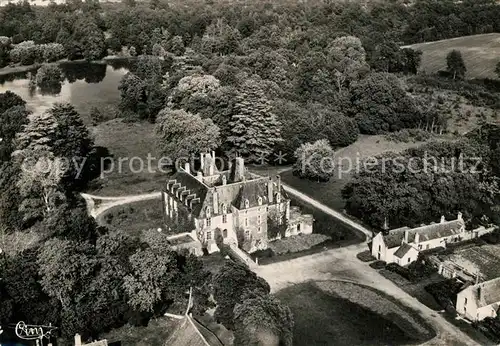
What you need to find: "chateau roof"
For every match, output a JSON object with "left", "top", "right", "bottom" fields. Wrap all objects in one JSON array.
[
  {"left": 394, "top": 243, "right": 413, "bottom": 259},
  {"left": 233, "top": 178, "right": 270, "bottom": 209}
]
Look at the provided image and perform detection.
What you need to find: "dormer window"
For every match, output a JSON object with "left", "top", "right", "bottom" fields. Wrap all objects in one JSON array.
[
  {"left": 206, "top": 207, "right": 211, "bottom": 218},
  {"left": 222, "top": 204, "right": 227, "bottom": 214},
  {"left": 276, "top": 193, "right": 281, "bottom": 203},
  {"left": 222, "top": 175, "right": 227, "bottom": 185},
  {"left": 244, "top": 199, "right": 250, "bottom": 209},
  {"left": 258, "top": 196, "right": 263, "bottom": 206}
]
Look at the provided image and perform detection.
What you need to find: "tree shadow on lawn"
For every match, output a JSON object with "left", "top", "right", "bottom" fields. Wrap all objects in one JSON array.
[{"left": 276, "top": 282, "right": 434, "bottom": 346}]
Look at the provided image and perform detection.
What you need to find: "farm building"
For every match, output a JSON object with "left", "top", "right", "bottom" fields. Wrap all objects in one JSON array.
[
  {"left": 371, "top": 214, "right": 467, "bottom": 265},
  {"left": 456, "top": 277, "right": 500, "bottom": 322}
]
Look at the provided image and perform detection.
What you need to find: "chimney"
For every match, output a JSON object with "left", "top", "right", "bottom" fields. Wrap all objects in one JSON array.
[
  {"left": 268, "top": 177, "right": 274, "bottom": 203},
  {"left": 403, "top": 230, "right": 409, "bottom": 244},
  {"left": 276, "top": 175, "right": 281, "bottom": 192},
  {"left": 458, "top": 211, "right": 463, "bottom": 221},
  {"left": 440, "top": 215, "right": 446, "bottom": 224},
  {"left": 196, "top": 171, "right": 203, "bottom": 182},
  {"left": 234, "top": 157, "right": 245, "bottom": 181},
  {"left": 200, "top": 153, "right": 205, "bottom": 170},
  {"left": 184, "top": 162, "right": 190, "bottom": 174},
  {"left": 213, "top": 188, "right": 219, "bottom": 214},
  {"left": 415, "top": 232, "right": 420, "bottom": 244},
  {"left": 74, "top": 334, "right": 82, "bottom": 346}
]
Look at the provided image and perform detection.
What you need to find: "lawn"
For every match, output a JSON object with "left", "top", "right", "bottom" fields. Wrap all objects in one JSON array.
[
  {"left": 99, "top": 199, "right": 164, "bottom": 234},
  {"left": 88, "top": 119, "right": 168, "bottom": 196},
  {"left": 276, "top": 281, "right": 434, "bottom": 346},
  {"left": 405, "top": 33, "right": 500, "bottom": 79},
  {"left": 281, "top": 134, "right": 427, "bottom": 210}
]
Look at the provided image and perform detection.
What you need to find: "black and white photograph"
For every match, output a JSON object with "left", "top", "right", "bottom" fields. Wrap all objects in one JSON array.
[{"left": 0, "top": 0, "right": 500, "bottom": 345}]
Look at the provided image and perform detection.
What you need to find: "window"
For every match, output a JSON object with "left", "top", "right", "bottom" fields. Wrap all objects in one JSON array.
[
  {"left": 223, "top": 229, "right": 228, "bottom": 238},
  {"left": 206, "top": 218, "right": 211, "bottom": 227},
  {"left": 276, "top": 193, "right": 281, "bottom": 203},
  {"left": 222, "top": 214, "right": 227, "bottom": 223},
  {"left": 378, "top": 245, "right": 381, "bottom": 252},
  {"left": 206, "top": 207, "right": 211, "bottom": 218},
  {"left": 408, "top": 258, "right": 411, "bottom": 263},
  {"left": 222, "top": 204, "right": 227, "bottom": 214},
  {"left": 418, "top": 244, "right": 422, "bottom": 250},
  {"left": 297, "top": 224, "right": 301, "bottom": 232},
  {"left": 245, "top": 218, "right": 248, "bottom": 226},
  {"left": 206, "top": 231, "right": 212, "bottom": 240},
  {"left": 258, "top": 196, "right": 263, "bottom": 205},
  {"left": 464, "top": 298, "right": 467, "bottom": 305},
  {"left": 245, "top": 230, "right": 250, "bottom": 238},
  {"left": 258, "top": 215, "right": 261, "bottom": 224},
  {"left": 258, "top": 226, "right": 262, "bottom": 233},
  {"left": 245, "top": 199, "right": 250, "bottom": 209}
]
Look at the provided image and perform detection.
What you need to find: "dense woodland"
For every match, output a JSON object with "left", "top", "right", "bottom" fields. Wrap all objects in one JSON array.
[{"left": 1, "top": 0, "right": 500, "bottom": 344}]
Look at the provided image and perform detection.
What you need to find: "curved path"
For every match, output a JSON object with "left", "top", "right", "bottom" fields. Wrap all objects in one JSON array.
[
  {"left": 81, "top": 192, "right": 161, "bottom": 218},
  {"left": 282, "top": 184, "right": 373, "bottom": 241}
]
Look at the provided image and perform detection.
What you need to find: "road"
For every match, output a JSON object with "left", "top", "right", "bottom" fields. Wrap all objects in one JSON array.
[
  {"left": 255, "top": 243, "right": 478, "bottom": 345},
  {"left": 80, "top": 192, "right": 161, "bottom": 218},
  {"left": 282, "top": 183, "right": 373, "bottom": 240}
]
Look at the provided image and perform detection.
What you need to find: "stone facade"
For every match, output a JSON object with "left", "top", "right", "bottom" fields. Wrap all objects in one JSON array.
[{"left": 162, "top": 153, "right": 313, "bottom": 254}]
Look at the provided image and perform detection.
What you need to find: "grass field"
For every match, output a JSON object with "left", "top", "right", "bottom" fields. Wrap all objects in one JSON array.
[
  {"left": 88, "top": 119, "right": 167, "bottom": 196},
  {"left": 281, "top": 134, "right": 427, "bottom": 211},
  {"left": 406, "top": 33, "right": 500, "bottom": 79},
  {"left": 99, "top": 199, "right": 163, "bottom": 234},
  {"left": 276, "top": 281, "right": 434, "bottom": 346}
]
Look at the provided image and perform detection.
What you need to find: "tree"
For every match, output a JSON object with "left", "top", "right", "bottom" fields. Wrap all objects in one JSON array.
[
  {"left": 155, "top": 109, "right": 221, "bottom": 162},
  {"left": 212, "top": 260, "right": 270, "bottom": 329},
  {"left": 226, "top": 79, "right": 282, "bottom": 162},
  {"left": 0, "top": 105, "right": 29, "bottom": 161},
  {"left": 348, "top": 72, "right": 426, "bottom": 134},
  {"left": 293, "top": 140, "right": 335, "bottom": 182},
  {"left": 35, "top": 64, "right": 64, "bottom": 94},
  {"left": 0, "top": 90, "right": 25, "bottom": 114},
  {"left": 327, "top": 36, "right": 369, "bottom": 92},
  {"left": 446, "top": 50, "right": 466, "bottom": 80},
  {"left": 118, "top": 72, "right": 146, "bottom": 114},
  {"left": 37, "top": 239, "right": 98, "bottom": 309},
  {"left": 234, "top": 295, "right": 294, "bottom": 346}
]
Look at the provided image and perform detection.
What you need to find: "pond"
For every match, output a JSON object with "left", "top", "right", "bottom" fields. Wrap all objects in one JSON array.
[{"left": 0, "top": 60, "right": 131, "bottom": 124}]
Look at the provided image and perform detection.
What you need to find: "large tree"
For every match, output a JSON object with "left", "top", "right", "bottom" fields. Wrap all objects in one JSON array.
[
  {"left": 234, "top": 295, "right": 294, "bottom": 346},
  {"left": 226, "top": 79, "right": 282, "bottom": 162},
  {"left": 156, "top": 109, "right": 221, "bottom": 164},
  {"left": 293, "top": 139, "right": 335, "bottom": 182},
  {"left": 327, "top": 35, "right": 369, "bottom": 93},
  {"left": 347, "top": 72, "right": 426, "bottom": 134},
  {"left": 212, "top": 260, "right": 270, "bottom": 329},
  {"left": 446, "top": 50, "right": 467, "bottom": 80}
]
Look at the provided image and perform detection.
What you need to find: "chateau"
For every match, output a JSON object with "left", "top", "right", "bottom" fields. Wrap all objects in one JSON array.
[{"left": 162, "top": 152, "right": 313, "bottom": 254}]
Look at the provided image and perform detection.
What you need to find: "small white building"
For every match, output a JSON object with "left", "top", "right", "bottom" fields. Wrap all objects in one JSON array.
[
  {"left": 456, "top": 277, "right": 500, "bottom": 321},
  {"left": 371, "top": 213, "right": 466, "bottom": 265}
]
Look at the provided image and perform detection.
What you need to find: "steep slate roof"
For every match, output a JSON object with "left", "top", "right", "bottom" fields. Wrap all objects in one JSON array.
[
  {"left": 169, "top": 170, "right": 209, "bottom": 217},
  {"left": 233, "top": 178, "right": 269, "bottom": 209},
  {"left": 394, "top": 243, "right": 414, "bottom": 258},
  {"left": 476, "top": 277, "right": 500, "bottom": 307},
  {"left": 382, "top": 227, "right": 409, "bottom": 249}
]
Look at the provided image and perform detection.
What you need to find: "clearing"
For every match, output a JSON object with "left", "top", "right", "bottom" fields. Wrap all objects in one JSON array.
[
  {"left": 405, "top": 33, "right": 500, "bottom": 79},
  {"left": 281, "top": 134, "right": 427, "bottom": 210},
  {"left": 276, "top": 281, "right": 435, "bottom": 346}
]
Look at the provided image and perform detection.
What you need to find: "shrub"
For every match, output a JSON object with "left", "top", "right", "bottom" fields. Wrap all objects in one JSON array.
[
  {"left": 369, "top": 260, "right": 386, "bottom": 269},
  {"left": 425, "top": 278, "right": 463, "bottom": 311},
  {"left": 40, "top": 43, "right": 66, "bottom": 63},
  {"left": 357, "top": 250, "right": 376, "bottom": 262}
]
